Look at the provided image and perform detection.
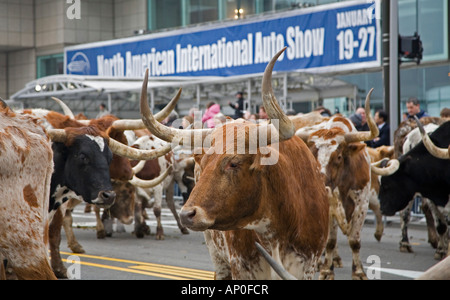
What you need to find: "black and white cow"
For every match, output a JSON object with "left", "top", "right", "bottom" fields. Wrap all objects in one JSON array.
[
  {"left": 379, "top": 121, "right": 450, "bottom": 259},
  {"left": 22, "top": 108, "right": 172, "bottom": 278}
]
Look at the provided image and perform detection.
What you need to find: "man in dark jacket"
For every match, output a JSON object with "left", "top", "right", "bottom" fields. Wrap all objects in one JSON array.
[
  {"left": 406, "top": 97, "right": 429, "bottom": 119},
  {"left": 367, "top": 110, "right": 390, "bottom": 148},
  {"left": 229, "top": 92, "right": 244, "bottom": 119}
]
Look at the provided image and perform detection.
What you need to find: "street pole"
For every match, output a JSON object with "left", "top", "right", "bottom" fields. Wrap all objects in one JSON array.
[
  {"left": 389, "top": 0, "right": 400, "bottom": 144},
  {"left": 383, "top": 0, "right": 400, "bottom": 145}
]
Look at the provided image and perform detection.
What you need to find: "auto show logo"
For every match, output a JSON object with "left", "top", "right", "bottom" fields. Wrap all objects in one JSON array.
[{"left": 67, "top": 52, "right": 91, "bottom": 75}]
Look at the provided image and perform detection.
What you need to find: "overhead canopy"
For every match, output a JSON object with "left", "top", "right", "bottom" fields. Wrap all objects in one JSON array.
[{"left": 10, "top": 71, "right": 357, "bottom": 118}]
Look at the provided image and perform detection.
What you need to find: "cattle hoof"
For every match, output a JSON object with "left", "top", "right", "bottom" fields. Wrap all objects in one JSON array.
[
  {"left": 428, "top": 238, "right": 438, "bottom": 249},
  {"left": 134, "top": 230, "right": 144, "bottom": 238},
  {"left": 399, "top": 242, "right": 413, "bottom": 253},
  {"left": 69, "top": 244, "right": 85, "bottom": 254},
  {"left": 332, "top": 256, "right": 343, "bottom": 268},
  {"left": 53, "top": 268, "right": 68, "bottom": 279},
  {"left": 319, "top": 270, "right": 335, "bottom": 280},
  {"left": 180, "top": 227, "right": 190, "bottom": 234},
  {"left": 97, "top": 230, "right": 107, "bottom": 239},
  {"left": 156, "top": 227, "right": 164, "bottom": 240},
  {"left": 352, "top": 272, "right": 368, "bottom": 280},
  {"left": 374, "top": 232, "right": 383, "bottom": 242},
  {"left": 434, "top": 250, "right": 446, "bottom": 260}
]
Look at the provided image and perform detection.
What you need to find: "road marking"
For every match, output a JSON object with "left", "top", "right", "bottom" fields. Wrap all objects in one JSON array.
[
  {"left": 60, "top": 251, "right": 215, "bottom": 280},
  {"left": 367, "top": 266, "right": 424, "bottom": 279}
]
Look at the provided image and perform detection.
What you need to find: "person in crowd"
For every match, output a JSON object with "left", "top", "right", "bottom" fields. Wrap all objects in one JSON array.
[
  {"left": 367, "top": 110, "right": 390, "bottom": 148},
  {"left": 202, "top": 101, "right": 221, "bottom": 128},
  {"left": 162, "top": 110, "right": 179, "bottom": 127},
  {"left": 249, "top": 113, "right": 258, "bottom": 122},
  {"left": 228, "top": 91, "right": 245, "bottom": 119},
  {"left": 406, "top": 97, "right": 429, "bottom": 119},
  {"left": 213, "top": 113, "right": 227, "bottom": 127},
  {"left": 349, "top": 107, "right": 369, "bottom": 131},
  {"left": 440, "top": 107, "right": 450, "bottom": 120},
  {"left": 180, "top": 115, "right": 194, "bottom": 129},
  {"left": 96, "top": 103, "right": 110, "bottom": 118},
  {"left": 259, "top": 106, "right": 268, "bottom": 120}
]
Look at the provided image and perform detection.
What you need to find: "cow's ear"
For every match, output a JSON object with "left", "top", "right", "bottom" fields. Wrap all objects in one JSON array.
[{"left": 347, "top": 143, "right": 366, "bottom": 154}]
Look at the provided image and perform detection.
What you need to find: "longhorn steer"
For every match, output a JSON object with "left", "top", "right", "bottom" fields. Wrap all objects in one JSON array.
[
  {"left": 139, "top": 48, "right": 330, "bottom": 279},
  {"left": 295, "top": 90, "right": 379, "bottom": 280},
  {"left": 380, "top": 121, "right": 450, "bottom": 259},
  {"left": 390, "top": 117, "right": 445, "bottom": 253},
  {"left": 131, "top": 135, "right": 194, "bottom": 239},
  {"left": 0, "top": 107, "right": 56, "bottom": 280}
]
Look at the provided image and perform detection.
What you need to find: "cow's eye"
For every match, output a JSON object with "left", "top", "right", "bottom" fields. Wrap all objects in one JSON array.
[
  {"left": 78, "top": 153, "right": 89, "bottom": 164},
  {"left": 230, "top": 163, "right": 238, "bottom": 168}
]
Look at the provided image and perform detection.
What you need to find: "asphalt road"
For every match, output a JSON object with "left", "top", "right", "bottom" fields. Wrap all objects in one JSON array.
[{"left": 59, "top": 202, "right": 441, "bottom": 281}]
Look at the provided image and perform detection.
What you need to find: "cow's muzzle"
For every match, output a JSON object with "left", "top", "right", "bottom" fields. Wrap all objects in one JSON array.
[
  {"left": 91, "top": 190, "right": 116, "bottom": 208},
  {"left": 180, "top": 206, "right": 213, "bottom": 231}
]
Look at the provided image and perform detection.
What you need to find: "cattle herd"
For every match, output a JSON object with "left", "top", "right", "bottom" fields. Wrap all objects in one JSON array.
[{"left": 0, "top": 48, "right": 449, "bottom": 280}]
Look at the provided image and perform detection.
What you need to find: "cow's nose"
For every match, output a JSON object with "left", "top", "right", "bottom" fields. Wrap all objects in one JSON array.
[
  {"left": 180, "top": 208, "right": 196, "bottom": 227},
  {"left": 92, "top": 190, "right": 116, "bottom": 208},
  {"left": 179, "top": 206, "right": 213, "bottom": 231}
]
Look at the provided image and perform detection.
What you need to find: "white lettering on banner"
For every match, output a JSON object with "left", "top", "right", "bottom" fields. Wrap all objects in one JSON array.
[
  {"left": 336, "top": 8, "right": 373, "bottom": 29},
  {"left": 97, "top": 49, "right": 175, "bottom": 77},
  {"left": 176, "top": 34, "right": 253, "bottom": 73},
  {"left": 336, "top": 26, "right": 375, "bottom": 61},
  {"left": 254, "top": 32, "right": 286, "bottom": 64},
  {"left": 81, "top": 3, "right": 379, "bottom": 77},
  {"left": 286, "top": 26, "right": 325, "bottom": 60}
]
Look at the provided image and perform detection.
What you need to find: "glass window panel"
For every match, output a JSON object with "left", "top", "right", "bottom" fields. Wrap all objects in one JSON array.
[
  {"left": 37, "top": 54, "right": 64, "bottom": 78},
  {"left": 399, "top": 0, "right": 448, "bottom": 62},
  {"left": 189, "top": 0, "right": 218, "bottom": 24},
  {"left": 151, "top": 0, "right": 182, "bottom": 30}
]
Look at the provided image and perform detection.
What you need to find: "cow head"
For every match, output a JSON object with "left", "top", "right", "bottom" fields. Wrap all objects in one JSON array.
[
  {"left": 138, "top": 48, "right": 300, "bottom": 232},
  {"left": 379, "top": 163, "right": 416, "bottom": 216},
  {"left": 379, "top": 121, "right": 450, "bottom": 215},
  {"left": 50, "top": 126, "right": 115, "bottom": 209},
  {"left": 295, "top": 91, "right": 377, "bottom": 201}
]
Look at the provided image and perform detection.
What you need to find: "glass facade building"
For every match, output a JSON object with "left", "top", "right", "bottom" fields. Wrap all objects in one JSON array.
[{"left": 5, "top": 0, "right": 448, "bottom": 119}]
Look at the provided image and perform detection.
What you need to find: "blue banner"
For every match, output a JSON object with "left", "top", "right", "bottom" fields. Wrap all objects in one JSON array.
[{"left": 65, "top": 0, "right": 380, "bottom": 78}]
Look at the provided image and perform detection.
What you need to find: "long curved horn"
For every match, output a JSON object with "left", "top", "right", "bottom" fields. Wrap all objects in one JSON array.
[
  {"left": 415, "top": 116, "right": 449, "bottom": 159},
  {"left": 131, "top": 160, "right": 146, "bottom": 174},
  {"left": 344, "top": 88, "right": 379, "bottom": 143},
  {"left": 140, "top": 68, "right": 213, "bottom": 146},
  {"left": 371, "top": 158, "right": 400, "bottom": 176},
  {"left": 46, "top": 128, "right": 68, "bottom": 143},
  {"left": 111, "top": 89, "right": 182, "bottom": 130},
  {"left": 254, "top": 242, "right": 297, "bottom": 280},
  {"left": 260, "top": 47, "right": 295, "bottom": 141},
  {"left": 107, "top": 137, "right": 172, "bottom": 160},
  {"left": 129, "top": 165, "right": 173, "bottom": 188},
  {"left": 51, "top": 97, "right": 75, "bottom": 119}
]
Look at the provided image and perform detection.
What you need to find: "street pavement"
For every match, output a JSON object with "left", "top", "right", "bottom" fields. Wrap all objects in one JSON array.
[{"left": 59, "top": 202, "right": 441, "bottom": 280}]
